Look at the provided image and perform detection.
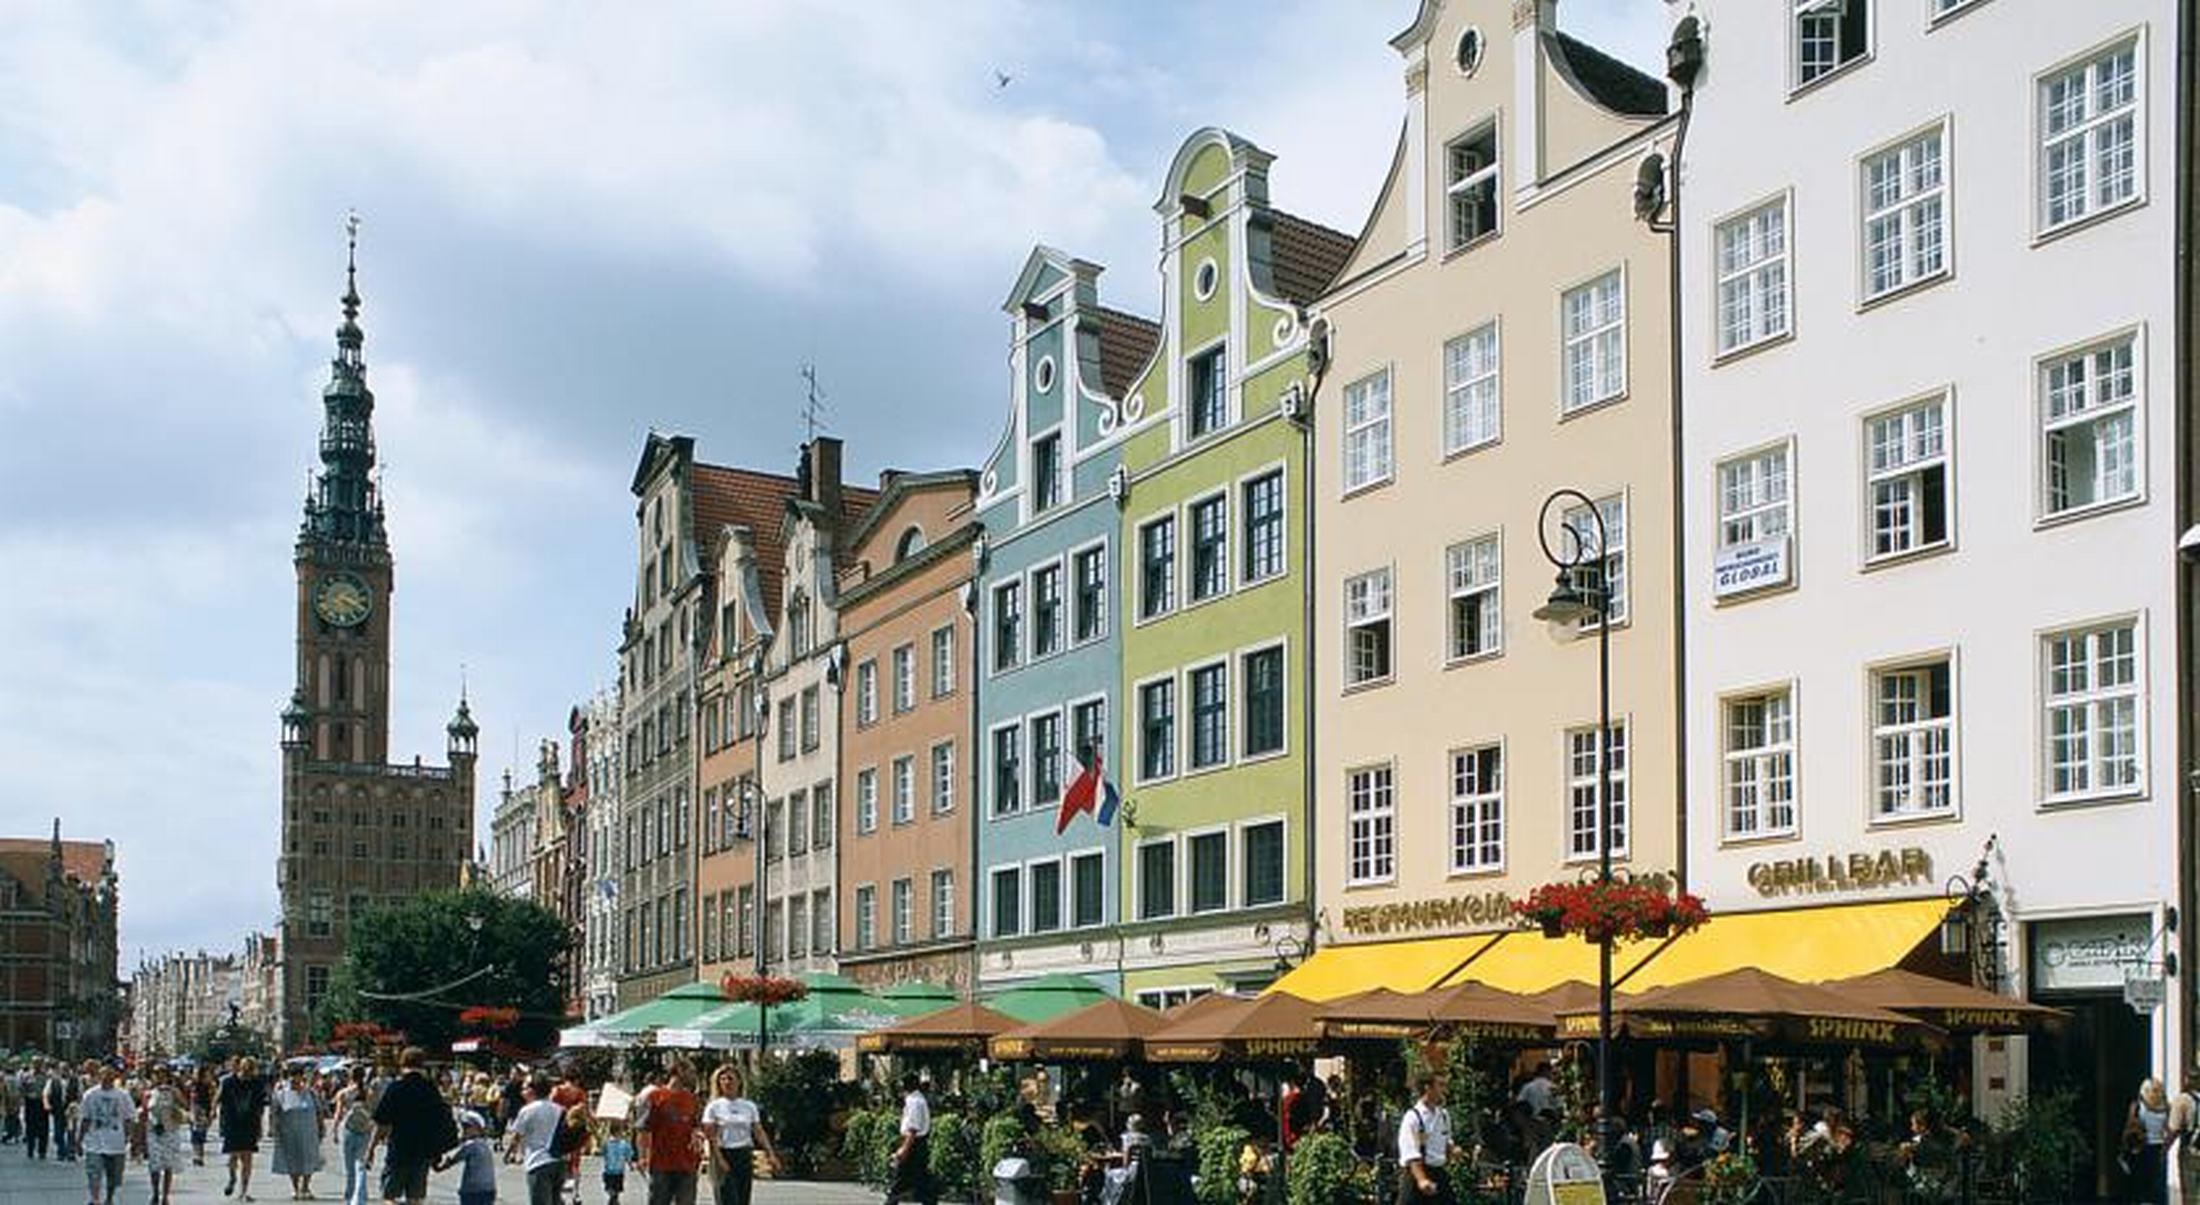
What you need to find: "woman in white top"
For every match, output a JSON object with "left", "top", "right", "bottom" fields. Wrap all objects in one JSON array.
[
  {"left": 701, "top": 1066, "right": 781, "bottom": 1205},
  {"left": 141, "top": 1064, "right": 190, "bottom": 1205}
]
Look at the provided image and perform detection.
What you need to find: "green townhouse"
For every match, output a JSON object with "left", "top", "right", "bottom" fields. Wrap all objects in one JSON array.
[{"left": 1111, "top": 128, "right": 1354, "bottom": 1006}]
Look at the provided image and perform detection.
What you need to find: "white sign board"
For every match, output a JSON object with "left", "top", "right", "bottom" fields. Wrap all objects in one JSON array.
[
  {"left": 2124, "top": 977, "right": 2165, "bottom": 1014},
  {"left": 1713, "top": 537, "right": 1790, "bottom": 598},
  {"left": 2033, "top": 914, "right": 2151, "bottom": 993},
  {"left": 1524, "top": 1142, "right": 1607, "bottom": 1205}
]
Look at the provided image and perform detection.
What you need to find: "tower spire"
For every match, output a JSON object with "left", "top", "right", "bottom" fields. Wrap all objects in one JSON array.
[{"left": 302, "top": 209, "right": 386, "bottom": 550}]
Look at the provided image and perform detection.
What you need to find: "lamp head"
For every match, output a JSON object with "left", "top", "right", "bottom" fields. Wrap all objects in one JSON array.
[{"left": 1532, "top": 567, "right": 1604, "bottom": 626}]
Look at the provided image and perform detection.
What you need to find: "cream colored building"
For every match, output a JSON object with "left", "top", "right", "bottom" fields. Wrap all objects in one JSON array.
[{"left": 1298, "top": 0, "right": 1677, "bottom": 983}]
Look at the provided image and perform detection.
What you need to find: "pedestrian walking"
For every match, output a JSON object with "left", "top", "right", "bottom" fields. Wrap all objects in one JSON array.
[
  {"left": 272, "top": 1065, "right": 326, "bottom": 1198},
  {"left": 635, "top": 1064, "right": 703, "bottom": 1205},
  {"left": 48, "top": 1061, "right": 80, "bottom": 1161},
  {"left": 2128, "top": 1078, "right": 2173, "bottom": 1205},
  {"left": 507, "top": 1076, "right": 569, "bottom": 1205},
  {"left": 366, "top": 1048, "right": 456, "bottom": 1205},
  {"left": 144, "top": 1064, "right": 190, "bottom": 1205},
  {"left": 78, "top": 1064, "right": 134, "bottom": 1205},
  {"left": 334, "top": 1066, "right": 376, "bottom": 1205},
  {"left": 219, "top": 1056, "right": 272, "bottom": 1201},
  {"left": 1395, "top": 1076, "right": 1455, "bottom": 1205},
  {"left": 24, "top": 1060, "right": 52, "bottom": 1159},
  {"left": 884, "top": 1073, "right": 935, "bottom": 1205},
  {"left": 436, "top": 1113, "right": 498, "bottom": 1205},
  {"left": 599, "top": 1124, "right": 635, "bottom": 1205},
  {"left": 191, "top": 1068, "right": 216, "bottom": 1167},
  {"left": 701, "top": 1065, "right": 781, "bottom": 1205}
]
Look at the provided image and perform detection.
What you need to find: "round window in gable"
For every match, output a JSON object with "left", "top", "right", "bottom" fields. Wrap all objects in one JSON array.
[
  {"left": 1034, "top": 355, "right": 1057, "bottom": 394},
  {"left": 1455, "top": 27, "right": 1485, "bottom": 76},
  {"left": 1193, "top": 258, "right": 1220, "bottom": 301}
]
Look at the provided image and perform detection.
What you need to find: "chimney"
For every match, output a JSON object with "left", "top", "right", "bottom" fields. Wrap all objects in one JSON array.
[
  {"left": 1512, "top": 0, "right": 1558, "bottom": 191},
  {"left": 807, "top": 436, "right": 845, "bottom": 522}
]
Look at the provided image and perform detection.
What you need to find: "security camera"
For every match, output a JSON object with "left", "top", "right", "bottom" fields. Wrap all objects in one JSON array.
[{"left": 2180, "top": 523, "right": 2200, "bottom": 564}]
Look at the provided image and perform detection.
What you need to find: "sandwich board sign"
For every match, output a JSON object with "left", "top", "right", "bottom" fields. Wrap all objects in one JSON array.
[{"left": 1525, "top": 1142, "right": 1606, "bottom": 1205}]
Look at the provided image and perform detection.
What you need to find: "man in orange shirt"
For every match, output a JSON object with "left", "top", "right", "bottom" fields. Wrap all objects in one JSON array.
[
  {"left": 635, "top": 1064, "right": 703, "bottom": 1205},
  {"left": 550, "top": 1073, "right": 589, "bottom": 1203}
]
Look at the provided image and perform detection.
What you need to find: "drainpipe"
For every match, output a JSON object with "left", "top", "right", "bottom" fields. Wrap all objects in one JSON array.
[
  {"left": 1657, "top": 19, "right": 1701, "bottom": 894},
  {"left": 1296, "top": 325, "right": 1328, "bottom": 960},
  {"left": 968, "top": 531, "right": 987, "bottom": 999},
  {"left": 2174, "top": 0, "right": 2196, "bottom": 1094}
]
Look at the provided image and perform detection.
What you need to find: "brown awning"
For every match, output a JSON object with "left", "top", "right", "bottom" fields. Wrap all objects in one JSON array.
[
  {"left": 1318, "top": 983, "right": 1556, "bottom": 1043},
  {"left": 1527, "top": 980, "right": 1602, "bottom": 1018},
  {"left": 1556, "top": 967, "right": 1944, "bottom": 1049},
  {"left": 1819, "top": 968, "right": 2067, "bottom": 1034},
  {"left": 1148, "top": 991, "right": 1328, "bottom": 1062},
  {"left": 856, "top": 1002, "right": 1019, "bottom": 1054},
  {"left": 989, "top": 999, "right": 1170, "bottom": 1062}
]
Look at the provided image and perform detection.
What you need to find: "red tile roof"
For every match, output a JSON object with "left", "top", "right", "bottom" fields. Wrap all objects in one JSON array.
[
  {"left": 1266, "top": 211, "right": 1357, "bottom": 305},
  {"left": 688, "top": 463, "right": 878, "bottom": 631},
  {"left": 1092, "top": 306, "right": 1160, "bottom": 400},
  {"left": 0, "top": 838, "right": 108, "bottom": 886}
]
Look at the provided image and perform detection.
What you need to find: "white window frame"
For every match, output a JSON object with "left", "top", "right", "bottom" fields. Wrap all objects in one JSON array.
[
  {"left": 1239, "top": 641, "right": 1289, "bottom": 762},
  {"left": 1137, "top": 512, "right": 1178, "bottom": 622},
  {"left": 1445, "top": 533, "right": 1503, "bottom": 664},
  {"left": 1070, "top": 849, "right": 1108, "bottom": 929},
  {"left": 2040, "top": 618, "right": 2144, "bottom": 806},
  {"left": 1026, "top": 856, "right": 1066, "bottom": 935},
  {"left": 1560, "top": 494, "right": 1628, "bottom": 628},
  {"left": 1135, "top": 836, "right": 1179, "bottom": 921},
  {"left": 1713, "top": 197, "right": 1793, "bottom": 358},
  {"left": 854, "top": 883, "right": 877, "bottom": 952},
  {"left": 1342, "top": 368, "right": 1394, "bottom": 494},
  {"left": 1345, "top": 567, "right": 1395, "bottom": 687},
  {"left": 855, "top": 660, "right": 879, "bottom": 727},
  {"left": 930, "top": 624, "right": 957, "bottom": 698},
  {"left": 891, "top": 754, "right": 916, "bottom": 825},
  {"left": 1564, "top": 721, "right": 1630, "bottom": 861},
  {"left": 990, "top": 865, "right": 1022, "bottom": 938},
  {"left": 929, "top": 867, "right": 954, "bottom": 940},
  {"left": 1187, "top": 490, "right": 1231, "bottom": 604},
  {"left": 990, "top": 720, "right": 1024, "bottom": 818},
  {"left": 1792, "top": 0, "right": 1871, "bottom": 90},
  {"left": 991, "top": 580, "right": 1024, "bottom": 673},
  {"left": 1070, "top": 538, "right": 1110, "bottom": 645},
  {"left": 1185, "top": 824, "right": 1232, "bottom": 915},
  {"left": 1864, "top": 392, "right": 1954, "bottom": 564},
  {"left": 1186, "top": 659, "right": 1231, "bottom": 772},
  {"left": 930, "top": 740, "right": 956, "bottom": 814},
  {"left": 855, "top": 766, "right": 879, "bottom": 834},
  {"left": 1448, "top": 742, "right": 1505, "bottom": 875},
  {"left": 1136, "top": 673, "right": 1178, "bottom": 784},
  {"left": 1928, "top": 0, "right": 1988, "bottom": 23},
  {"left": 1238, "top": 816, "right": 1288, "bottom": 908},
  {"left": 1560, "top": 268, "right": 1627, "bottom": 414},
  {"left": 2037, "top": 330, "right": 2143, "bottom": 522},
  {"left": 1029, "top": 558, "right": 1066, "bottom": 658},
  {"left": 1239, "top": 465, "right": 1288, "bottom": 588},
  {"left": 1722, "top": 685, "right": 1799, "bottom": 841},
  {"left": 1345, "top": 763, "right": 1397, "bottom": 886},
  {"left": 892, "top": 643, "right": 917, "bottom": 713},
  {"left": 1029, "top": 707, "right": 1066, "bottom": 806},
  {"left": 1859, "top": 121, "right": 1951, "bottom": 303},
  {"left": 2037, "top": 35, "right": 2144, "bottom": 236},
  {"left": 890, "top": 877, "right": 914, "bottom": 946},
  {"left": 1443, "top": 321, "right": 1502, "bottom": 456},
  {"left": 1868, "top": 654, "right": 1959, "bottom": 822},
  {"left": 1444, "top": 120, "right": 1501, "bottom": 252},
  {"left": 1185, "top": 339, "right": 1230, "bottom": 440},
  {"left": 1029, "top": 427, "right": 1064, "bottom": 514}
]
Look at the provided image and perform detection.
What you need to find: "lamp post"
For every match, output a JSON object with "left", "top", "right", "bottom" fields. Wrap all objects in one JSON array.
[{"left": 1530, "top": 488, "right": 1618, "bottom": 1170}]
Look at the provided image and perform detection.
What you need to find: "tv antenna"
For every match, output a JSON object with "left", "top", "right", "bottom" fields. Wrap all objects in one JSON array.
[{"left": 799, "top": 363, "right": 831, "bottom": 444}]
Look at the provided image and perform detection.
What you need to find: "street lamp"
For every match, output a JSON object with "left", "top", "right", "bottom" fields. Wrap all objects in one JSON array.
[
  {"left": 1531, "top": 488, "right": 1618, "bottom": 1171},
  {"left": 1943, "top": 836, "right": 2006, "bottom": 991}
]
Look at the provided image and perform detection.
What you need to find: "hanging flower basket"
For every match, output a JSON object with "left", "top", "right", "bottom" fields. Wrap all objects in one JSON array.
[
  {"left": 458, "top": 1005, "right": 520, "bottom": 1031},
  {"left": 1514, "top": 879, "right": 1710, "bottom": 944},
  {"left": 720, "top": 973, "right": 810, "bottom": 1008}
]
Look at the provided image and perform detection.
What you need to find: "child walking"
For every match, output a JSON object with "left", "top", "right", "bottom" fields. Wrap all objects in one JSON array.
[
  {"left": 598, "top": 1122, "right": 635, "bottom": 1205},
  {"left": 436, "top": 1112, "right": 499, "bottom": 1205}
]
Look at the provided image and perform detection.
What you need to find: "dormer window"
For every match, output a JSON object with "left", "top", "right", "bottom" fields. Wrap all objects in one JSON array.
[
  {"left": 1446, "top": 123, "right": 1499, "bottom": 251},
  {"left": 895, "top": 526, "right": 927, "bottom": 563},
  {"left": 1032, "top": 432, "right": 1063, "bottom": 513}
]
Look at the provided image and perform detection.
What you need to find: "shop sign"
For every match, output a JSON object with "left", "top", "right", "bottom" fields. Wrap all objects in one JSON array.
[
  {"left": 2123, "top": 977, "right": 2165, "bottom": 1014},
  {"left": 1341, "top": 890, "right": 1515, "bottom": 936},
  {"left": 1746, "top": 847, "right": 1932, "bottom": 896},
  {"left": 2032, "top": 914, "right": 2152, "bottom": 993},
  {"left": 1713, "top": 536, "right": 1790, "bottom": 598}
]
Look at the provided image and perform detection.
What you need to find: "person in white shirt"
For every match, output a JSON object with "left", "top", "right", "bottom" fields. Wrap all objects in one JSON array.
[
  {"left": 700, "top": 1066, "right": 780, "bottom": 1205},
  {"left": 885, "top": 1074, "right": 934, "bottom": 1205},
  {"left": 1516, "top": 1063, "right": 1558, "bottom": 1120},
  {"left": 77, "top": 1065, "right": 135, "bottom": 1205},
  {"left": 1396, "top": 1077, "right": 1454, "bottom": 1205},
  {"left": 505, "top": 1076, "right": 570, "bottom": 1205}
]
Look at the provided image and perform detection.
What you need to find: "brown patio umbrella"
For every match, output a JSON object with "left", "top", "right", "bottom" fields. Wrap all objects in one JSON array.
[
  {"left": 1147, "top": 990, "right": 1328, "bottom": 1062},
  {"left": 1820, "top": 968, "right": 2067, "bottom": 1035},
  {"left": 856, "top": 1001, "right": 1020, "bottom": 1054},
  {"left": 989, "top": 998, "right": 1171, "bottom": 1062},
  {"left": 1318, "top": 983, "right": 1556, "bottom": 1043},
  {"left": 1162, "top": 991, "right": 1250, "bottom": 1024},
  {"left": 1526, "top": 980, "right": 1602, "bottom": 1018},
  {"left": 1555, "top": 967, "right": 1943, "bottom": 1049}
]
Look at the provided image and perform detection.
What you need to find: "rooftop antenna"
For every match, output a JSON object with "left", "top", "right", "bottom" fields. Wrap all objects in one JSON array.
[{"left": 799, "top": 363, "right": 831, "bottom": 444}]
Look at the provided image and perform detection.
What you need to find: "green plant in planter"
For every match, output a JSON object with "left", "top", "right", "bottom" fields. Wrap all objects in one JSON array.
[
  {"left": 839, "top": 1108, "right": 894, "bottom": 1189},
  {"left": 1285, "top": 1131, "right": 1368, "bottom": 1205},
  {"left": 1987, "top": 1089, "right": 2088, "bottom": 1204},
  {"left": 1032, "top": 1124, "right": 1090, "bottom": 1194},
  {"left": 1194, "top": 1124, "right": 1252, "bottom": 1205},
  {"left": 927, "top": 1113, "right": 981, "bottom": 1201},
  {"left": 753, "top": 1050, "right": 851, "bottom": 1176},
  {"left": 981, "top": 1114, "right": 1029, "bottom": 1183}
]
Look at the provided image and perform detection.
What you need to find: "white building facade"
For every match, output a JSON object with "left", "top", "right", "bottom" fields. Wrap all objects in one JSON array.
[
  {"left": 1676, "top": 0, "right": 2188, "bottom": 1194},
  {"left": 580, "top": 685, "right": 623, "bottom": 1021},
  {"left": 487, "top": 770, "right": 539, "bottom": 901}
]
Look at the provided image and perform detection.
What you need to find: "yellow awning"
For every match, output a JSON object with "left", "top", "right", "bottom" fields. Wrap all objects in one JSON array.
[
  {"left": 1265, "top": 934, "right": 1500, "bottom": 1001},
  {"left": 1614, "top": 897, "right": 1949, "bottom": 992},
  {"left": 1439, "top": 931, "right": 1663, "bottom": 994}
]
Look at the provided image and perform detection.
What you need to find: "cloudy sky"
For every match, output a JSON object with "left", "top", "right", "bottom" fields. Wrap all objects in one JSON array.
[{"left": 0, "top": 1, "right": 1670, "bottom": 965}]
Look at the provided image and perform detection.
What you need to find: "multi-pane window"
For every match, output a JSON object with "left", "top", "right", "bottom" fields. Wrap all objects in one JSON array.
[
  {"left": 930, "top": 869, "right": 954, "bottom": 939},
  {"left": 1343, "top": 370, "right": 1394, "bottom": 492},
  {"left": 1793, "top": 0, "right": 1868, "bottom": 87},
  {"left": 1242, "top": 646, "right": 1285, "bottom": 758},
  {"left": 930, "top": 625, "right": 956, "bottom": 697},
  {"left": 2040, "top": 42, "right": 2139, "bottom": 232},
  {"left": 856, "top": 661, "right": 878, "bottom": 727},
  {"left": 892, "top": 644, "right": 916, "bottom": 712},
  {"left": 1189, "top": 663, "right": 1230, "bottom": 770},
  {"left": 788, "top": 895, "right": 807, "bottom": 958},
  {"left": 1446, "top": 535, "right": 1502, "bottom": 661},
  {"left": 1138, "top": 840, "right": 1177, "bottom": 920},
  {"left": 2041, "top": 336, "right": 2139, "bottom": 517},
  {"left": 1072, "top": 699, "right": 1107, "bottom": 770},
  {"left": 891, "top": 755, "right": 915, "bottom": 825},
  {"left": 1872, "top": 659, "right": 1955, "bottom": 818},
  {"left": 1031, "top": 564, "right": 1064, "bottom": 657},
  {"left": 1561, "top": 271, "right": 1626, "bottom": 412},
  {"left": 1032, "top": 432, "right": 1063, "bottom": 513},
  {"left": 1566, "top": 723, "right": 1630, "bottom": 859},
  {"left": 1188, "top": 345, "right": 1228, "bottom": 438},
  {"left": 1139, "top": 679, "right": 1177, "bottom": 781},
  {"left": 736, "top": 886, "right": 754, "bottom": 957},
  {"left": 1241, "top": 471, "right": 1285, "bottom": 583},
  {"left": 1444, "top": 323, "right": 1501, "bottom": 454},
  {"left": 991, "top": 866, "right": 1022, "bottom": 937},
  {"left": 992, "top": 581, "right": 1023, "bottom": 671},
  {"left": 1140, "top": 516, "right": 1178, "bottom": 619},
  {"left": 1073, "top": 546, "right": 1108, "bottom": 643},
  {"left": 855, "top": 885, "right": 877, "bottom": 951},
  {"left": 1719, "top": 447, "right": 1792, "bottom": 548},
  {"left": 800, "top": 686, "right": 819, "bottom": 751},
  {"left": 1867, "top": 398, "right": 1950, "bottom": 560},
  {"left": 1189, "top": 831, "right": 1229, "bottom": 914},
  {"left": 1242, "top": 820, "right": 1285, "bottom": 907},
  {"left": 1724, "top": 689, "right": 1797, "bottom": 838},
  {"left": 1715, "top": 201, "right": 1791, "bottom": 355},
  {"left": 1190, "top": 495, "right": 1229, "bottom": 602},
  {"left": 992, "top": 723, "right": 1023, "bottom": 817},
  {"left": 2044, "top": 623, "right": 2141, "bottom": 802},
  {"left": 1345, "top": 568, "right": 1394, "bottom": 686},
  {"left": 1030, "top": 860, "right": 1063, "bottom": 933},
  {"left": 307, "top": 891, "right": 332, "bottom": 937},
  {"left": 1449, "top": 745, "right": 1504, "bottom": 874},
  {"left": 1861, "top": 127, "right": 1948, "bottom": 301},
  {"left": 1072, "top": 852, "right": 1106, "bottom": 927},
  {"left": 813, "top": 783, "right": 833, "bottom": 849},
  {"left": 856, "top": 768, "right": 879, "bottom": 834},
  {"left": 1346, "top": 765, "right": 1397, "bottom": 884},
  {"left": 788, "top": 791, "right": 808, "bottom": 857},
  {"left": 1561, "top": 496, "right": 1628, "bottom": 626},
  {"left": 777, "top": 700, "right": 795, "bottom": 761},
  {"left": 812, "top": 888, "right": 832, "bottom": 956},
  {"left": 1032, "top": 711, "right": 1065, "bottom": 805},
  {"left": 931, "top": 741, "right": 956, "bottom": 814},
  {"left": 891, "top": 878, "right": 913, "bottom": 945},
  {"left": 1446, "top": 123, "right": 1500, "bottom": 250}
]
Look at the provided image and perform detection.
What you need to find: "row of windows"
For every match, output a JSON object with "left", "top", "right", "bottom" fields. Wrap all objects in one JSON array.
[
  {"left": 296, "top": 837, "right": 448, "bottom": 865},
  {"left": 992, "top": 700, "right": 1108, "bottom": 819},
  {"left": 855, "top": 741, "right": 956, "bottom": 832},
  {"left": 758, "top": 889, "right": 835, "bottom": 963},
  {"left": 625, "top": 691, "right": 691, "bottom": 778},
  {"left": 621, "top": 788, "right": 690, "bottom": 873},
  {"left": 854, "top": 626, "right": 958, "bottom": 726},
  {"left": 1135, "top": 467, "right": 1289, "bottom": 622},
  {"left": 985, "top": 819, "right": 1289, "bottom": 938},
  {"left": 775, "top": 685, "right": 823, "bottom": 762},
  {"left": 620, "top": 887, "right": 691, "bottom": 975},
  {"left": 700, "top": 885, "right": 756, "bottom": 964},
  {"left": 993, "top": 545, "right": 1108, "bottom": 672},
  {"left": 989, "top": 850, "right": 1107, "bottom": 938},
  {"left": 851, "top": 869, "right": 958, "bottom": 952},
  {"left": 1133, "top": 646, "right": 1288, "bottom": 784},
  {"left": 759, "top": 783, "right": 837, "bottom": 862}
]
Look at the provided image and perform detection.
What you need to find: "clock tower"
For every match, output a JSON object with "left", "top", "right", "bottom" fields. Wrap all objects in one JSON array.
[{"left": 276, "top": 221, "right": 476, "bottom": 1048}]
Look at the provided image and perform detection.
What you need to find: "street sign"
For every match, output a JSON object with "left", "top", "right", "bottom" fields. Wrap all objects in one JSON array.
[
  {"left": 1525, "top": 1142, "right": 1607, "bottom": 1205},
  {"left": 2124, "top": 976, "right": 2165, "bottom": 1014}
]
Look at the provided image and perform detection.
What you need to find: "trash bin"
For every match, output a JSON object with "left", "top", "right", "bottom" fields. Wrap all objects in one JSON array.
[{"left": 993, "top": 1156, "right": 1048, "bottom": 1205}]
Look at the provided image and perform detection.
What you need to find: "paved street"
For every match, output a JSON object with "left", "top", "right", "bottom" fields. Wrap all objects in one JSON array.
[{"left": 0, "top": 1144, "right": 878, "bottom": 1205}]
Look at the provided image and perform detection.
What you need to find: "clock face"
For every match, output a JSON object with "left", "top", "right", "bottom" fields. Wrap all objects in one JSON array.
[{"left": 315, "top": 573, "right": 373, "bottom": 628}]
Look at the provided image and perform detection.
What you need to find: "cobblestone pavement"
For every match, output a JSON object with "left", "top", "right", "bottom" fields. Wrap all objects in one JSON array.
[{"left": 0, "top": 1142, "right": 879, "bottom": 1205}]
